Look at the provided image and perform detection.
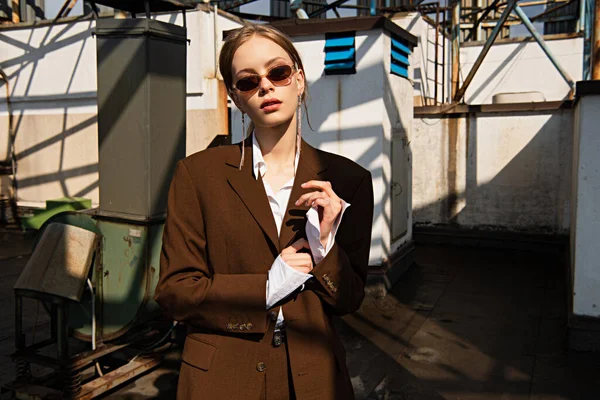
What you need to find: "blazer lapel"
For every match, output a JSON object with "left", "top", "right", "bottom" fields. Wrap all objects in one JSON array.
[
  {"left": 279, "top": 139, "right": 328, "bottom": 252},
  {"left": 225, "top": 137, "right": 279, "bottom": 253}
]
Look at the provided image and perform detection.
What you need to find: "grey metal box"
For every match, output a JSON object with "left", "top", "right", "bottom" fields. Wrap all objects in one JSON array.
[{"left": 96, "top": 18, "right": 187, "bottom": 219}]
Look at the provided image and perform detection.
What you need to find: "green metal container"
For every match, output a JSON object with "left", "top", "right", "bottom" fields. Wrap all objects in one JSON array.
[{"left": 37, "top": 212, "right": 165, "bottom": 342}]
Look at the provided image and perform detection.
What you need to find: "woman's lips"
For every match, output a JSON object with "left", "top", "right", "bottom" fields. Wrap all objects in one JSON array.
[
  {"left": 260, "top": 98, "right": 282, "bottom": 113},
  {"left": 262, "top": 102, "right": 282, "bottom": 112}
]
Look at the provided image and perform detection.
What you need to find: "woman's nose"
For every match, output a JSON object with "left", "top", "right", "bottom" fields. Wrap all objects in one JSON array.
[{"left": 258, "top": 75, "right": 274, "bottom": 94}]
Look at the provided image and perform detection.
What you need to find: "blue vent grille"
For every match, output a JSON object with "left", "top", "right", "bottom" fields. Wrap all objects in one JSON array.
[
  {"left": 390, "top": 35, "right": 411, "bottom": 79},
  {"left": 324, "top": 32, "right": 356, "bottom": 75}
]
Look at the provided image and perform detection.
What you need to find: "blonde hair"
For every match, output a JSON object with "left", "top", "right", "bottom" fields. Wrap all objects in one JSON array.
[{"left": 219, "top": 23, "right": 311, "bottom": 169}]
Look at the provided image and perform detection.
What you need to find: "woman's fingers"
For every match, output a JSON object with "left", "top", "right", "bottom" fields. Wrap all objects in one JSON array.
[
  {"left": 282, "top": 253, "right": 312, "bottom": 263},
  {"left": 295, "top": 191, "right": 326, "bottom": 207},
  {"left": 301, "top": 180, "right": 336, "bottom": 198},
  {"left": 281, "top": 238, "right": 310, "bottom": 254},
  {"left": 281, "top": 253, "right": 313, "bottom": 273},
  {"left": 282, "top": 253, "right": 311, "bottom": 262},
  {"left": 311, "top": 197, "right": 331, "bottom": 210}
]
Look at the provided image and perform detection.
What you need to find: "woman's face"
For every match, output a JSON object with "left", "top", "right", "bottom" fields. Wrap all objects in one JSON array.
[{"left": 230, "top": 35, "right": 305, "bottom": 130}]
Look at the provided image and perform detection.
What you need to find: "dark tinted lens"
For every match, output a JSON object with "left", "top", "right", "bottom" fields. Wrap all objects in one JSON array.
[
  {"left": 268, "top": 65, "right": 292, "bottom": 82},
  {"left": 235, "top": 76, "right": 260, "bottom": 92}
]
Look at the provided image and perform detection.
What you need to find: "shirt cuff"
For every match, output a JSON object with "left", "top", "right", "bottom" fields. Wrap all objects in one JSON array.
[
  {"left": 306, "top": 199, "right": 350, "bottom": 265},
  {"left": 266, "top": 255, "right": 312, "bottom": 309}
]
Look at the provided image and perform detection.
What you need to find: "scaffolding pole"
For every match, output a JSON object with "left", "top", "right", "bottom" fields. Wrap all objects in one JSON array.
[
  {"left": 451, "top": 0, "right": 461, "bottom": 98},
  {"left": 453, "top": 0, "right": 517, "bottom": 102},
  {"left": 513, "top": 5, "right": 576, "bottom": 89}
]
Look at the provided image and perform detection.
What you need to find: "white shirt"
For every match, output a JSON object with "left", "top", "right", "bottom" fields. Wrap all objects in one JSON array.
[{"left": 252, "top": 133, "right": 350, "bottom": 330}]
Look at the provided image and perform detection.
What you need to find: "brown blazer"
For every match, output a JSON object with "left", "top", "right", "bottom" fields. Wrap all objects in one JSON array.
[{"left": 155, "top": 136, "right": 374, "bottom": 400}]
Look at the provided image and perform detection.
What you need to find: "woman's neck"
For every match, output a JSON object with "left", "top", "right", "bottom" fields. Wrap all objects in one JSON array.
[{"left": 254, "top": 115, "right": 297, "bottom": 171}]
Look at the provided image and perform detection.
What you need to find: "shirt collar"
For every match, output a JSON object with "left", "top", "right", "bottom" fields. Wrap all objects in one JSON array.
[{"left": 252, "top": 132, "right": 300, "bottom": 180}]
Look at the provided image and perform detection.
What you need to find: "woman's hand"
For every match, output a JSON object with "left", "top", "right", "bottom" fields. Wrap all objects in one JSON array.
[
  {"left": 281, "top": 239, "right": 313, "bottom": 274},
  {"left": 295, "top": 180, "right": 343, "bottom": 247}
]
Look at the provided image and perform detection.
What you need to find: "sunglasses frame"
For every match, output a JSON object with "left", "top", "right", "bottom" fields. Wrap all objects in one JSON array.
[{"left": 233, "top": 63, "right": 298, "bottom": 93}]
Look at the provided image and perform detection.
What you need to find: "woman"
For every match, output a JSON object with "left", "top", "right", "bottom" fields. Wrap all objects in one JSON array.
[{"left": 155, "top": 23, "right": 374, "bottom": 400}]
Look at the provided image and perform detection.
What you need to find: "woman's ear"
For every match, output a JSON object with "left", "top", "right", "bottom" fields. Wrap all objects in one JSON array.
[{"left": 296, "top": 69, "right": 306, "bottom": 98}]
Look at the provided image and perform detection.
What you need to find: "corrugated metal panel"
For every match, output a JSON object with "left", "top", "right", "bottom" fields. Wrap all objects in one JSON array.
[
  {"left": 543, "top": 0, "right": 579, "bottom": 34},
  {"left": 271, "top": 0, "right": 291, "bottom": 18}
]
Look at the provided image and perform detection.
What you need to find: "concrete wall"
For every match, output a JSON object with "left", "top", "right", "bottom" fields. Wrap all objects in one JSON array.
[
  {"left": 392, "top": 12, "right": 450, "bottom": 106},
  {"left": 0, "top": 8, "right": 240, "bottom": 207},
  {"left": 571, "top": 93, "right": 600, "bottom": 318},
  {"left": 461, "top": 37, "right": 583, "bottom": 104},
  {"left": 412, "top": 107, "right": 572, "bottom": 233},
  {"left": 232, "top": 29, "right": 414, "bottom": 265}
]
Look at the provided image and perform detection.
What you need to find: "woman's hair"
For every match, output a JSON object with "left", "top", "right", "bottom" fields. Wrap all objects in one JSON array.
[{"left": 219, "top": 23, "right": 311, "bottom": 137}]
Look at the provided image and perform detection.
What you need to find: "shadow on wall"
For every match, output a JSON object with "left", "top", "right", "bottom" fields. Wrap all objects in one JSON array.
[
  {"left": 301, "top": 50, "right": 414, "bottom": 261},
  {"left": 413, "top": 109, "right": 573, "bottom": 234},
  {"left": 0, "top": 21, "right": 99, "bottom": 201}
]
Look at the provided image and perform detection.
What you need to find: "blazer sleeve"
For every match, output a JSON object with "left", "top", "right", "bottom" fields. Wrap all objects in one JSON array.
[
  {"left": 155, "top": 161, "right": 269, "bottom": 335},
  {"left": 307, "top": 170, "right": 374, "bottom": 315}
]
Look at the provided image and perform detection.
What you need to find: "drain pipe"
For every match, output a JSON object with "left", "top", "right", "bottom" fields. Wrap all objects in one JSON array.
[
  {"left": 213, "top": 4, "right": 220, "bottom": 79},
  {"left": 0, "top": 66, "right": 18, "bottom": 216}
]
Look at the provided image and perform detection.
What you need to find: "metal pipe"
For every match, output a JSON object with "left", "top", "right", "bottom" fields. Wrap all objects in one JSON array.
[
  {"left": 513, "top": 5, "right": 576, "bottom": 88},
  {"left": 442, "top": 5, "right": 446, "bottom": 102},
  {"left": 15, "top": 296, "right": 22, "bottom": 350},
  {"left": 435, "top": 2, "right": 440, "bottom": 104},
  {"left": 51, "top": 304, "right": 58, "bottom": 341},
  {"left": 594, "top": 0, "right": 600, "bottom": 78},
  {"left": 308, "top": 0, "right": 347, "bottom": 18},
  {"left": 578, "top": 0, "right": 586, "bottom": 31},
  {"left": 465, "top": 0, "right": 501, "bottom": 41},
  {"left": 56, "top": 303, "right": 68, "bottom": 360},
  {"left": 0, "top": 67, "right": 17, "bottom": 213},
  {"left": 87, "top": 278, "right": 103, "bottom": 377},
  {"left": 476, "top": 0, "right": 483, "bottom": 40},
  {"left": 451, "top": 0, "right": 461, "bottom": 99},
  {"left": 213, "top": 4, "right": 219, "bottom": 79},
  {"left": 453, "top": 0, "right": 517, "bottom": 102}
]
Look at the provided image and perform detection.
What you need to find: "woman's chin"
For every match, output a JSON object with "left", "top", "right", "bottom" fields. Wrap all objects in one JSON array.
[{"left": 253, "top": 114, "right": 294, "bottom": 129}]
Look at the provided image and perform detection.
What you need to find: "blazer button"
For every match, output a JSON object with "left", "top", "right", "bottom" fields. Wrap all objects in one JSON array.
[{"left": 257, "top": 362, "right": 266, "bottom": 372}]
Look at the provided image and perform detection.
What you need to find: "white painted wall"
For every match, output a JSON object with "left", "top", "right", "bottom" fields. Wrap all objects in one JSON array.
[
  {"left": 232, "top": 29, "right": 414, "bottom": 265},
  {"left": 571, "top": 93, "right": 600, "bottom": 317},
  {"left": 0, "top": 8, "right": 241, "bottom": 207},
  {"left": 392, "top": 12, "right": 450, "bottom": 105},
  {"left": 412, "top": 109, "right": 572, "bottom": 233},
  {"left": 461, "top": 37, "right": 583, "bottom": 104},
  {"left": 383, "top": 32, "right": 414, "bottom": 255}
]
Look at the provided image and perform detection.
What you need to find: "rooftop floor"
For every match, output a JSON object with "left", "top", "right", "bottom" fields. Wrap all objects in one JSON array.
[{"left": 1, "top": 230, "right": 598, "bottom": 399}]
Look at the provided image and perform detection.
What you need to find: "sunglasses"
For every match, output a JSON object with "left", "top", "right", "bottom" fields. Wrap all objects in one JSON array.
[{"left": 234, "top": 64, "right": 296, "bottom": 92}]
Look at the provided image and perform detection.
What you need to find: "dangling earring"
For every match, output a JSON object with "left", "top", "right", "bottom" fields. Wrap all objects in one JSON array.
[
  {"left": 239, "top": 112, "right": 246, "bottom": 170},
  {"left": 295, "top": 94, "right": 302, "bottom": 171}
]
